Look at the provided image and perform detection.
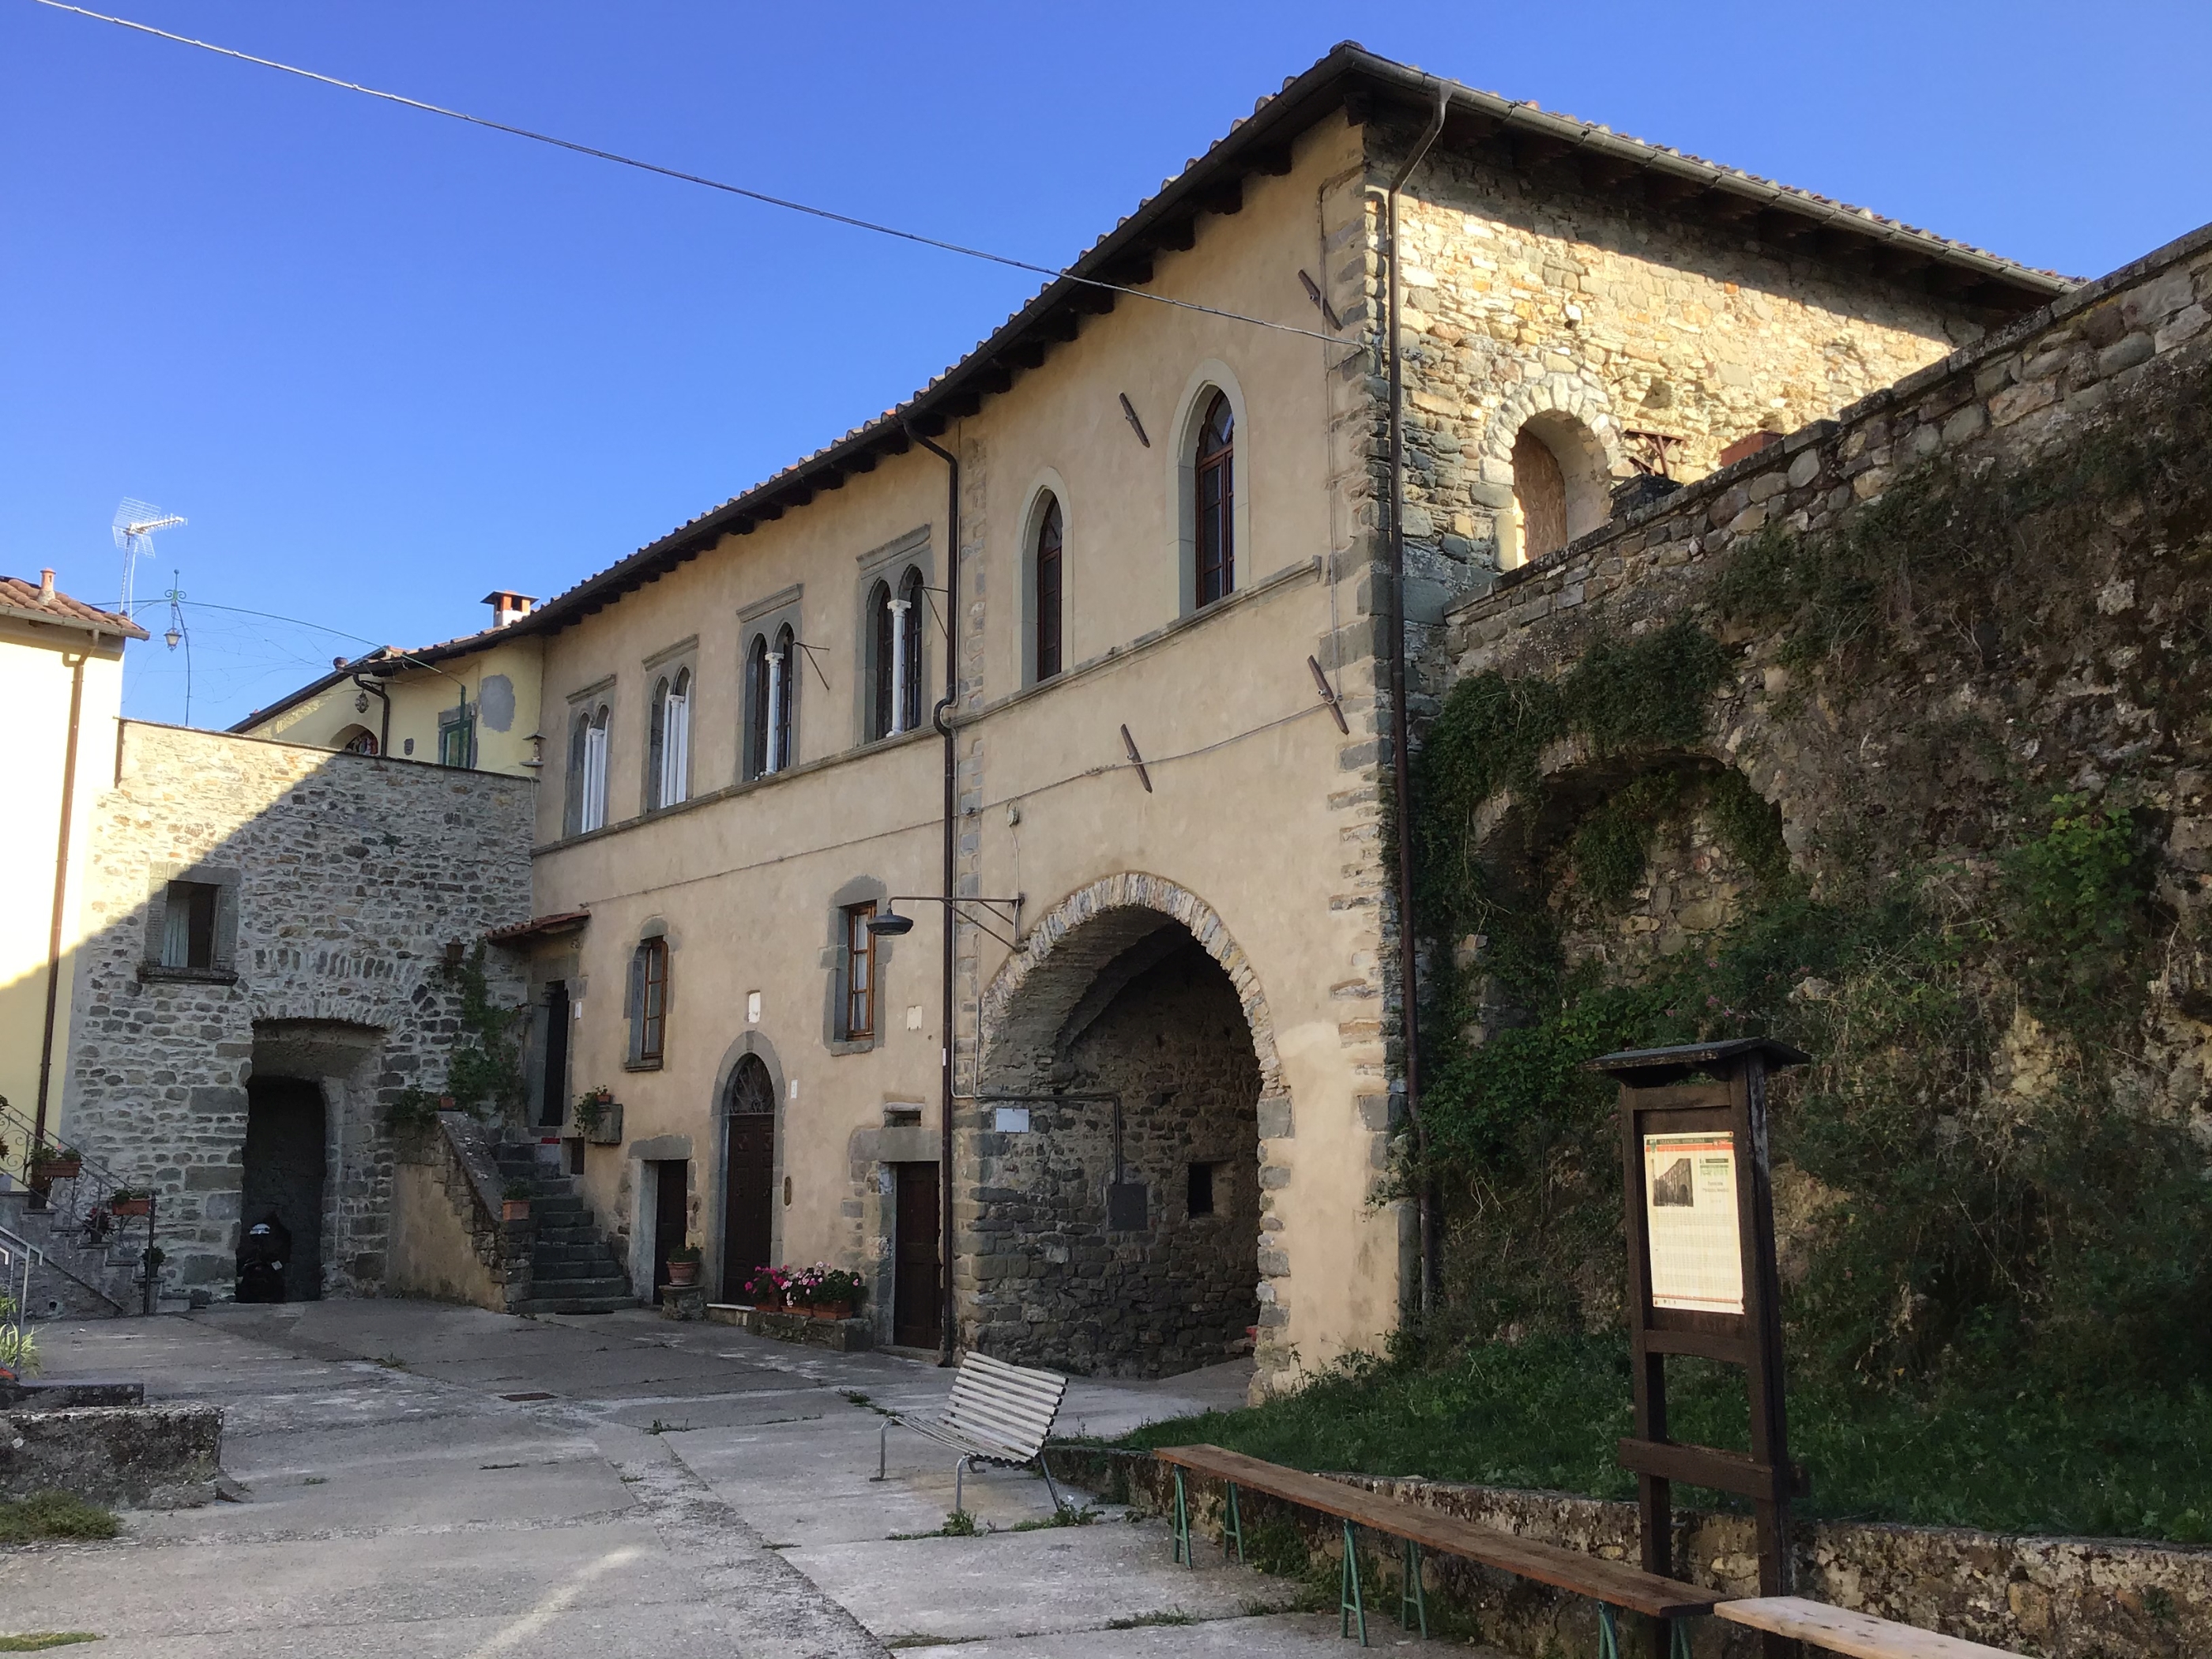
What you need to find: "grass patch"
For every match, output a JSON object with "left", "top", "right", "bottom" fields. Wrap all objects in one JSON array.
[
  {"left": 1117, "top": 1338, "right": 2212, "bottom": 1545},
  {"left": 0, "top": 1638, "right": 102, "bottom": 1653},
  {"left": 0, "top": 1492, "right": 120, "bottom": 1544},
  {"left": 1004, "top": 1501, "right": 1101, "bottom": 1532},
  {"left": 1104, "top": 1609, "right": 1195, "bottom": 1629},
  {"left": 888, "top": 1508, "right": 980, "bottom": 1540}
]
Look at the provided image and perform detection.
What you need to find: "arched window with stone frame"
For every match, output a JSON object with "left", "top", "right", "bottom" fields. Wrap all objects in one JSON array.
[
  {"left": 1500, "top": 410, "right": 1613, "bottom": 570},
  {"left": 648, "top": 668, "right": 691, "bottom": 810}
]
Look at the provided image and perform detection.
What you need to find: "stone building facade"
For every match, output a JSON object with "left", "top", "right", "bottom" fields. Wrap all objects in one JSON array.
[
  {"left": 61, "top": 723, "right": 534, "bottom": 1297},
  {"left": 207, "top": 45, "right": 2070, "bottom": 1390}
]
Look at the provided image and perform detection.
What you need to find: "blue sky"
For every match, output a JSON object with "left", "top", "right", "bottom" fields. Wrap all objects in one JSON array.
[{"left": 5, "top": 1, "right": 2207, "bottom": 729}]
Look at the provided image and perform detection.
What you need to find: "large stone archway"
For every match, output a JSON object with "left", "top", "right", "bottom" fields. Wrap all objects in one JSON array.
[{"left": 969, "top": 874, "right": 1292, "bottom": 1379}]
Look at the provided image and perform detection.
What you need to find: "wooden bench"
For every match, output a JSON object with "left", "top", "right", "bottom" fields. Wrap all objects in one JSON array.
[
  {"left": 875, "top": 1350, "right": 1070, "bottom": 1514},
  {"left": 1717, "top": 1597, "right": 2025, "bottom": 1658},
  {"left": 1156, "top": 1444, "right": 1721, "bottom": 1653}
]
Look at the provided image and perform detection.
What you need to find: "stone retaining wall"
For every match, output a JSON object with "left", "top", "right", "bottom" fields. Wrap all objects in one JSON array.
[
  {"left": 1051, "top": 1448, "right": 2209, "bottom": 1658},
  {"left": 2, "top": 1403, "right": 223, "bottom": 1509}
]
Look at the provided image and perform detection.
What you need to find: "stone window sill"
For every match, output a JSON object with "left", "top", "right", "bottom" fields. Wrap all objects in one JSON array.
[
  {"left": 622, "top": 1056, "right": 664, "bottom": 1073},
  {"left": 826, "top": 1036, "right": 876, "bottom": 1057},
  {"left": 137, "top": 964, "right": 239, "bottom": 986}
]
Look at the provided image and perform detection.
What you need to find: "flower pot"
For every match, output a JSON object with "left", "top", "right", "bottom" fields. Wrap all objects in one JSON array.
[
  {"left": 32, "top": 1156, "right": 82, "bottom": 1181},
  {"left": 666, "top": 1261, "right": 698, "bottom": 1288},
  {"left": 112, "top": 1197, "right": 152, "bottom": 1217},
  {"left": 501, "top": 1198, "right": 531, "bottom": 1223},
  {"left": 812, "top": 1301, "right": 852, "bottom": 1322}
]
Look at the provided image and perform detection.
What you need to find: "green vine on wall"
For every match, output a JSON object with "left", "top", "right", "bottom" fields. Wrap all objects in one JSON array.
[
  {"left": 384, "top": 945, "right": 527, "bottom": 1132},
  {"left": 1405, "top": 359, "right": 2212, "bottom": 1394}
]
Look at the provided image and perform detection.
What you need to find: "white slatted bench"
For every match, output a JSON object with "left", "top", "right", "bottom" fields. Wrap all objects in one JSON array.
[
  {"left": 874, "top": 1350, "right": 1070, "bottom": 1513},
  {"left": 1717, "top": 1597, "right": 2026, "bottom": 1658}
]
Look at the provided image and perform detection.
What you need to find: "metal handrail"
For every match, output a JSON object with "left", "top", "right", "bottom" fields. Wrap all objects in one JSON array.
[
  {"left": 0, "top": 1093, "right": 155, "bottom": 1304},
  {"left": 0, "top": 1220, "right": 43, "bottom": 1372}
]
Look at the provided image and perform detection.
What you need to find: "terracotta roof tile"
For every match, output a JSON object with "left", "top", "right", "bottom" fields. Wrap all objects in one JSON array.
[{"left": 0, "top": 574, "right": 148, "bottom": 639}]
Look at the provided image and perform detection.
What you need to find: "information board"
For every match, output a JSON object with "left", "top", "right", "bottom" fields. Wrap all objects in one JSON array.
[{"left": 1642, "top": 1130, "right": 1744, "bottom": 1315}]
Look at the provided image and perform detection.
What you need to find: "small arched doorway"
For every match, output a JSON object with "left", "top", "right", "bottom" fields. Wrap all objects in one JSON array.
[{"left": 720, "top": 1055, "right": 777, "bottom": 1297}]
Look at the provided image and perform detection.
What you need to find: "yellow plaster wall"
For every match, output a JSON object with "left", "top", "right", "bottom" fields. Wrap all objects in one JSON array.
[
  {"left": 245, "top": 632, "right": 544, "bottom": 777},
  {"left": 0, "top": 615, "right": 126, "bottom": 1138}
]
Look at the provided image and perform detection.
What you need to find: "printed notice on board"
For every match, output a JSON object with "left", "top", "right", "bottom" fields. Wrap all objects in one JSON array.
[{"left": 1642, "top": 1131, "right": 1744, "bottom": 1315}]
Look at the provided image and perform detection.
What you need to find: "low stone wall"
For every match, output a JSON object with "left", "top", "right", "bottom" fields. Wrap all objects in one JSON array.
[
  {"left": 2, "top": 1403, "right": 223, "bottom": 1509},
  {"left": 387, "top": 1115, "right": 529, "bottom": 1311},
  {"left": 705, "top": 1304, "right": 872, "bottom": 1352},
  {"left": 1048, "top": 1449, "right": 2210, "bottom": 1659}
]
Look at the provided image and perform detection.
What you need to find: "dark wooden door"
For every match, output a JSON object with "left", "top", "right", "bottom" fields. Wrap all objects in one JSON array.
[
  {"left": 652, "top": 1160, "right": 687, "bottom": 1306},
  {"left": 893, "top": 1162, "right": 941, "bottom": 1349},
  {"left": 722, "top": 1115, "right": 776, "bottom": 1300},
  {"left": 538, "top": 981, "right": 569, "bottom": 1127}
]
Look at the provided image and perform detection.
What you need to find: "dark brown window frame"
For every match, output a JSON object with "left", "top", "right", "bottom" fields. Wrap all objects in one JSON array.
[
  {"left": 1035, "top": 495, "right": 1063, "bottom": 681},
  {"left": 630, "top": 937, "right": 669, "bottom": 1067},
  {"left": 844, "top": 902, "right": 878, "bottom": 1040}
]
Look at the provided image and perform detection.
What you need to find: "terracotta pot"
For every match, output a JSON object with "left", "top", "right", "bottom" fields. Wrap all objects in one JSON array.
[
  {"left": 501, "top": 1198, "right": 531, "bottom": 1223},
  {"left": 32, "top": 1156, "right": 82, "bottom": 1180},
  {"left": 813, "top": 1302, "right": 854, "bottom": 1322},
  {"left": 112, "top": 1197, "right": 152, "bottom": 1217},
  {"left": 667, "top": 1261, "right": 698, "bottom": 1288}
]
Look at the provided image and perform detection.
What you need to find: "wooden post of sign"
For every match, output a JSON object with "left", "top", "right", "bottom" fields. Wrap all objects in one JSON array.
[{"left": 1589, "top": 1036, "right": 1811, "bottom": 1659}]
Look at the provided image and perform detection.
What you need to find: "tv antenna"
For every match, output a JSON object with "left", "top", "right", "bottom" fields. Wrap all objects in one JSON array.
[{"left": 112, "top": 498, "right": 186, "bottom": 618}]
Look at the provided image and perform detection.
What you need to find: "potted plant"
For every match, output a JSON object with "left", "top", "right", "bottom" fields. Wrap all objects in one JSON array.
[
  {"left": 809, "top": 1267, "right": 865, "bottom": 1322},
  {"left": 500, "top": 1179, "right": 532, "bottom": 1223},
  {"left": 666, "top": 1243, "right": 702, "bottom": 1288},
  {"left": 574, "top": 1087, "right": 622, "bottom": 1146},
  {"left": 29, "top": 1141, "right": 82, "bottom": 1182},
  {"left": 111, "top": 1186, "right": 153, "bottom": 1217},
  {"left": 742, "top": 1264, "right": 789, "bottom": 1310}
]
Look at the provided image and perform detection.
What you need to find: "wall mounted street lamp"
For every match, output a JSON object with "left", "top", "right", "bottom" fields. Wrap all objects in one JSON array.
[{"left": 869, "top": 894, "right": 1023, "bottom": 950}]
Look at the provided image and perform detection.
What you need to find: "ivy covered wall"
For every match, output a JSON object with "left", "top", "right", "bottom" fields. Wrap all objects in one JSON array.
[{"left": 1411, "top": 224, "right": 2212, "bottom": 1398}]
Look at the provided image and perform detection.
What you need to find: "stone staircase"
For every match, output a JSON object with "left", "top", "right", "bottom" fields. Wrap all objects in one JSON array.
[
  {"left": 0, "top": 1189, "right": 137, "bottom": 1318},
  {"left": 491, "top": 1148, "right": 636, "bottom": 1315}
]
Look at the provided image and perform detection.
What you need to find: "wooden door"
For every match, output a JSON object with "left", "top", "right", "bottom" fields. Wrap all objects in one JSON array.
[
  {"left": 652, "top": 1160, "right": 687, "bottom": 1306},
  {"left": 893, "top": 1162, "right": 941, "bottom": 1349},
  {"left": 722, "top": 1115, "right": 776, "bottom": 1300}
]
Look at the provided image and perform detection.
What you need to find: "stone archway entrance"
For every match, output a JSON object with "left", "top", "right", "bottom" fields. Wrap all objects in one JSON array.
[
  {"left": 244, "top": 1019, "right": 385, "bottom": 1300},
  {"left": 973, "top": 875, "right": 1280, "bottom": 1379}
]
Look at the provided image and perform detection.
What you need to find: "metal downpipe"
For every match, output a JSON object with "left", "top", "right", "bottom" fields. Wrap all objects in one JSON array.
[{"left": 910, "top": 426, "right": 961, "bottom": 1367}]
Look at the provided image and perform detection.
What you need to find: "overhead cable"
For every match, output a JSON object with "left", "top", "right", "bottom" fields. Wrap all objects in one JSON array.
[{"left": 32, "top": 1, "right": 1351, "bottom": 348}]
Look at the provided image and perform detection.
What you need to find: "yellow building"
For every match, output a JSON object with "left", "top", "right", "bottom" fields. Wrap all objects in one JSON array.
[
  {"left": 0, "top": 570, "right": 143, "bottom": 1153},
  {"left": 234, "top": 590, "right": 545, "bottom": 777}
]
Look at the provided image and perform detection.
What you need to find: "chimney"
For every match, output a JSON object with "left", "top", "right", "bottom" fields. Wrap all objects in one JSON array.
[
  {"left": 482, "top": 589, "right": 537, "bottom": 629},
  {"left": 40, "top": 568, "right": 56, "bottom": 601}
]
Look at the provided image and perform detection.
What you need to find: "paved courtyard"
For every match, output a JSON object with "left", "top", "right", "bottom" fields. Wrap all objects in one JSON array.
[{"left": 2, "top": 1301, "right": 1474, "bottom": 1655}]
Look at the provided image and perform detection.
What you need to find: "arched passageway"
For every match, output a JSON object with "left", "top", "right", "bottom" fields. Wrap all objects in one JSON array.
[{"left": 975, "top": 897, "right": 1265, "bottom": 1379}]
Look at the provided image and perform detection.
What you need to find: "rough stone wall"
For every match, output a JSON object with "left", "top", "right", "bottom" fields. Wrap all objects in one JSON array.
[
  {"left": 1371, "top": 123, "right": 1998, "bottom": 620},
  {"left": 63, "top": 725, "right": 535, "bottom": 1299},
  {"left": 967, "top": 938, "right": 1259, "bottom": 1378},
  {"left": 1437, "top": 220, "right": 2212, "bottom": 890}
]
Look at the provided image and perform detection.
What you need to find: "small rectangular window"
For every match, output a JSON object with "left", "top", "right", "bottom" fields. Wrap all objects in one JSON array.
[
  {"left": 845, "top": 903, "right": 877, "bottom": 1040},
  {"left": 160, "top": 880, "right": 219, "bottom": 969},
  {"left": 1187, "top": 1161, "right": 1218, "bottom": 1218}
]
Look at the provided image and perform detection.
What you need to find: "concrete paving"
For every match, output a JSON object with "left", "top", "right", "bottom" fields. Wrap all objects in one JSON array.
[{"left": 2, "top": 1301, "right": 1481, "bottom": 1655}]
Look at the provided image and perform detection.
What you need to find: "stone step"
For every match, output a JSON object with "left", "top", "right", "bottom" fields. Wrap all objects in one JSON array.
[
  {"left": 535, "top": 1226, "right": 605, "bottom": 1245},
  {"left": 529, "top": 1275, "right": 630, "bottom": 1299},
  {"left": 509, "top": 1295, "right": 638, "bottom": 1315}
]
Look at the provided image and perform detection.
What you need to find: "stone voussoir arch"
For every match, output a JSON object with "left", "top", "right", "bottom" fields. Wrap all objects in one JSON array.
[
  {"left": 1477, "top": 373, "right": 1626, "bottom": 475},
  {"left": 978, "top": 871, "right": 1282, "bottom": 1096}
]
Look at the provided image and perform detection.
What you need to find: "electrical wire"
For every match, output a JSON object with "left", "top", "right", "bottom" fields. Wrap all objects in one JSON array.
[
  {"left": 173, "top": 598, "right": 464, "bottom": 683},
  {"left": 32, "top": 0, "right": 1353, "bottom": 350}
]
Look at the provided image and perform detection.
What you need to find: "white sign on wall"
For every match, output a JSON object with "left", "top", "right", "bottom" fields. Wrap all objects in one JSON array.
[{"left": 1642, "top": 1130, "right": 1744, "bottom": 1315}]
